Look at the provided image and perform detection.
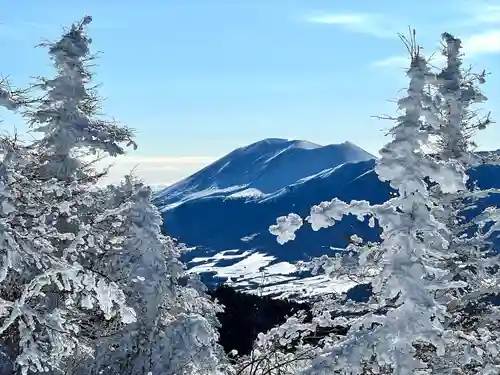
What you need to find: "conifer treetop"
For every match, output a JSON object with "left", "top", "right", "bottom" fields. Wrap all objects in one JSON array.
[{"left": 27, "top": 16, "right": 136, "bottom": 180}]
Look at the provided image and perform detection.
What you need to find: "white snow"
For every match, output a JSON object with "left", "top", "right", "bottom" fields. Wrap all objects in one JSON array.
[
  {"left": 263, "top": 261, "right": 298, "bottom": 275},
  {"left": 248, "top": 275, "right": 356, "bottom": 300},
  {"left": 160, "top": 185, "right": 246, "bottom": 211},
  {"left": 187, "top": 248, "right": 358, "bottom": 299},
  {"left": 240, "top": 233, "right": 259, "bottom": 242},
  {"left": 188, "top": 252, "right": 275, "bottom": 279},
  {"left": 295, "top": 164, "right": 345, "bottom": 184},
  {"left": 269, "top": 213, "right": 304, "bottom": 245},
  {"left": 226, "top": 188, "right": 264, "bottom": 199}
]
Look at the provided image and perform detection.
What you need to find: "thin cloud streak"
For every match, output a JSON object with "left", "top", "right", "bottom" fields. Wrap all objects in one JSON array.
[
  {"left": 463, "top": 29, "right": 500, "bottom": 55},
  {"left": 473, "top": 5, "right": 500, "bottom": 24},
  {"left": 305, "top": 12, "right": 401, "bottom": 38},
  {"left": 460, "top": 2, "right": 500, "bottom": 26},
  {"left": 307, "top": 13, "right": 368, "bottom": 25}
]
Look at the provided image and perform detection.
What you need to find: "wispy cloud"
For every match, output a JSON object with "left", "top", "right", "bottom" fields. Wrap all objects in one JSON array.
[
  {"left": 460, "top": 1, "right": 500, "bottom": 26},
  {"left": 107, "top": 155, "right": 215, "bottom": 165},
  {"left": 305, "top": 12, "right": 400, "bottom": 38},
  {"left": 472, "top": 5, "right": 500, "bottom": 24},
  {"left": 462, "top": 29, "right": 500, "bottom": 55},
  {"left": 307, "top": 13, "right": 368, "bottom": 25},
  {"left": 96, "top": 155, "right": 216, "bottom": 187}
]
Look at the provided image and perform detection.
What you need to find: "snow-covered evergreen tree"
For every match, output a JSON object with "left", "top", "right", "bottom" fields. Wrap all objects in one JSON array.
[
  {"left": 0, "top": 16, "right": 233, "bottom": 375},
  {"left": 268, "top": 31, "right": 500, "bottom": 374},
  {"left": 0, "top": 16, "right": 235, "bottom": 375},
  {"left": 0, "top": 18, "right": 139, "bottom": 374},
  {"left": 426, "top": 32, "right": 494, "bottom": 297},
  {"left": 74, "top": 176, "right": 230, "bottom": 375},
  {"left": 432, "top": 33, "right": 490, "bottom": 163},
  {"left": 422, "top": 32, "right": 500, "bottom": 373},
  {"left": 0, "top": 80, "right": 25, "bottom": 374}
]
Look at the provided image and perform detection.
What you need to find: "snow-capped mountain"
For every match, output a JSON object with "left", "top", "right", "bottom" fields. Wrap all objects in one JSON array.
[
  {"left": 154, "top": 138, "right": 375, "bottom": 211},
  {"left": 152, "top": 138, "right": 381, "bottom": 297},
  {"left": 154, "top": 139, "right": 500, "bottom": 299}
]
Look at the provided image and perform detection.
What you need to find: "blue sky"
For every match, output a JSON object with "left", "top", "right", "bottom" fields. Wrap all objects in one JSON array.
[{"left": 1, "top": 0, "right": 499, "bottom": 185}]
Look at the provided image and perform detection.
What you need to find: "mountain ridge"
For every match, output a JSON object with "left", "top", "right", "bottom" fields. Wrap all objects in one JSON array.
[
  {"left": 154, "top": 139, "right": 500, "bottom": 299},
  {"left": 153, "top": 139, "right": 383, "bottom": 297},
  {"left": 154, "top": 138, "right": 375, "bottom": 211}
]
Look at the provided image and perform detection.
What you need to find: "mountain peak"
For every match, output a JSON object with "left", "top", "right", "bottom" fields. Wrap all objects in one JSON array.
[
  {"left": 239, "top": 138, "right": 321, "bottom": 153},
  {"left": 154, "top": 138, "right": 375, "bottom": 209}
]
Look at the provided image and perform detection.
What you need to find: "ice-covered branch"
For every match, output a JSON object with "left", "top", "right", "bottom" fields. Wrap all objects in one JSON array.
[{"left": 269, "top": 213, "right": 303, "bottom": 245}]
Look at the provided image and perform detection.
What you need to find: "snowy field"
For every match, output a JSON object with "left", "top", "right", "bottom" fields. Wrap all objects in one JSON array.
[{"left": 188, "top": 249, "right": 356, "bottom": 299}]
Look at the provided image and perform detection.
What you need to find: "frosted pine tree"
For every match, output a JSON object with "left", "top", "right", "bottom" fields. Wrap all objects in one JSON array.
[
  {"left": 0, "top": 80, "right": 25, "bottom": 374},
  {"left": 427, "top": 32, "right": 493, "bottom": 299},
  {"left": 0, "top": 18, "right": 138, "bottom": 374},
  {"left": 422, "top": 33, "right": 500, "bottom": 373},
  {"left": 430, "top": 33, "right": 491, "bottom": 164},
  {"left": 268, "top": 31, "right": 500, "bottom": 374},
  {"left": 72, "top": 176, "right": 229, "bottom": 375},
  {"left": 0, "top": 14, "right": 231, "bottom": 375}
]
